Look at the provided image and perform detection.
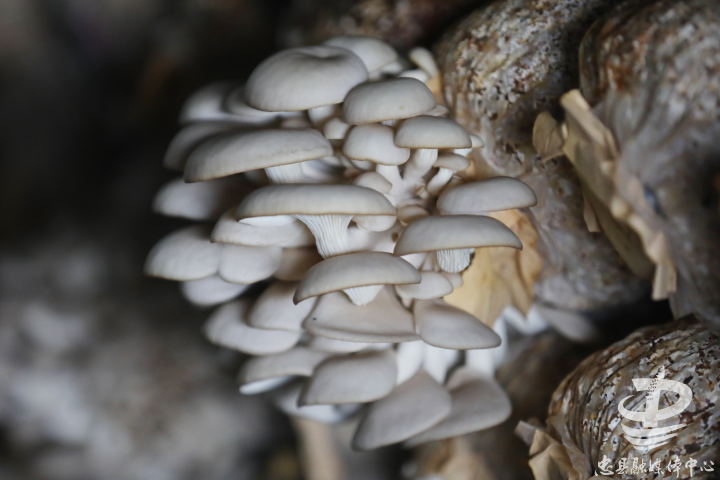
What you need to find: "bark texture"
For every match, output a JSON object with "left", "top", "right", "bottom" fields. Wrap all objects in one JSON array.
[
  {"left": 549, "top": 317, "right": 720, "bottom": 479},
  {"left": 580, "top": 0, "right": 720, "bottom": 329},
  {"left": 436, "top": 0, "right": 648, "bottom": 312}
]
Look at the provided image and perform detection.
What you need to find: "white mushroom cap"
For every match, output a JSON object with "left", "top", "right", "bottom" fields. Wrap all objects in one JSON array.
[
  {"left": 299, "top": 349, "right": 397, "bottom": 405},
  {"left": 394, "top": 116, "right": 471, "bottom": 149},
  {"left": 203, "top": 300, "right": 301, "bottom": 355},
  {"left": 393, "top": 215, "right": 522, "bottom": 255},
  {"left": 307, "top": 336, "right": 370, "bottom": 353},
  {"left": 323, "top": 117, "right": 351, "bottom": 140},
  {"left": 437, "top": 177, "right": 537, "bottom": 214},
  {"left": 248, "top": 281, "right": 317, "bottom": 332},
  {"left": 211, "top": 209, "right": 307, "bottom": 247},
  {"left": 397, "top": 205, "right": 430, "bottom": 225},
  {"left": 426, "top": 154, "right": 471, "bottom": 195},
  {"left": 293, "top": 252, "right": 420, "bottom": 304},
  {"left": 343, "top": 124, "right": 410, "bottom": 166},
  {"left": 217, "top": 244, "right": 281, "bottom": 284},
  {"left": 352, "top": 172, "right": 393, "bottom": 194},
  {"left": 245, "top": 46, "right": 368, "bottom": 112},
  {"left": 238, "top": 347, "right": 331, "bottom": 392},
  {"left": 272, "top": 382, "right": 352, "bottom": 424},
  {"left": 274, "top": 247, "right": 323, "bottom": 281},
  {"left": 303, "top": 287, "right": 418, "bottom": 343},
  {"left": 164, "top": 123, "right": 240, "bottom": 171},
  {"left": 184, "top": 129, "right": 333, "bottom": 182},
  {"left": 453, "top": 133, "right": 484, "bottom": 157},
  {"left": 237, "top": 184, "right": 396, "bottom": 219},
  {"left": 408, "top": 47, "right": 438, "bottom": 77},
  {"left": 180, "top": 275, "right": 249, "bottom": 307},
  {"left": 352, "top": 370, "right": 451, "bottom": 451},
  {"left": 225, "top": 85, "right": 282, "bottom": 123},
  {"left": 413, "top": 299, "right": 501, "bottom": 349},
  {"left": 427, "top": 104, "right": 449, "bottom": 117},
  {"left": 433, "top": 153, "right": 470, "bottom": 171},
  {"left": 323, "top": 36, "right": 397, "bottom": 73},
  {"left": 153, "top": 177, "right": 249, "bottom": 221},
  {"left": 398, "top": 69, "right": 430, "bottom": 83},
  {"left": 306, "top": 104, "right": 340, "bottom": 128},
  {"left": 179, "top": 82, "right": 240, "bottom": 124},
  {"left": 145, "top": 226, "right": 220, "bottom": 281},
  {"left": 395, "top": 271, "right": 454, "bottom": 300},
  {"left": 342, "top": 78, "right": 436, "bottom": 125},
  {"left": 404, "top": 367, "right": 512, "bottom": 446}
]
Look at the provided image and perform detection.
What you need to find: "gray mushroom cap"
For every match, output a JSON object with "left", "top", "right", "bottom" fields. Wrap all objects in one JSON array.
[
  {"left": 248, "top": 281, "right": 317, "bottom": 332},
  {"left": 184, "top": 129, "right": 333, "bottom": 182},
  {"left": 352, "top": 172, "right": 393, "bottom": 194},
  {"left": 293, "top": 252, "right": 421, "bottom": 304},
  {"left": 434, "top": 153, "right": 471, "bottom": 171},
  {"left": 342, "top": 124, "right": 410, "bottom": 166},
  {"left": 342, "top": 78, "right": 436, "bottom": 125},
  {"left": 203, "top": 300, "right": 301, "bottom": 355},
  {"left": 145, "top": 226, "right": 220, "bottom": 281},
  {"left": 238, "top": 347, "right": 331, "bottom": 386},
  {"left": 437, "top": 177, "right": 537, "bottom": 214},
  {"left": 303, "top": 287, "right": 418, "bottom": 343},
  {"left": 237, "top": 184, "right": 396, "bottom": 219},
  {"left": 180, "top": 275, "right": 249, "bottom": 307},
  {"left": 352, "top": 370, "right": 452, "bottom": 450},
  {"left": 299, "top": 349, "right": 397, "bottom": 405},
  {"left": 413, "top": 299, "right": 501, "bottom": 349},
  {"left": 245, "top": 46, "right": 368, "bottom": 112},
  {"left": 164, "top": 123, "right": 241, "bottom": 172},
  {"left": 394, "top": 116, "right": 472, "bottom": 149},
  {"left": 393, "top": 215, "right": 522, "bottom": 255},
  {"left": 211, "top": 208, "right": 308, "bottom": 247},
  {"left": 404, "top": 367, "right": 511, "bottom": 445},
  {"left": 153, "top": 177, "right": 250, "bottom": 221}
]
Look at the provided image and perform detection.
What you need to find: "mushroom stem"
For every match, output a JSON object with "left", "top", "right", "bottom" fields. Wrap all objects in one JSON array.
[
  {"left": 265, "top": 163, "right": 307, "bottom": 183},
  {"left": 295, "top": 214, "right": 354, "bottom": 258},
  {"left": 403, "top": 149, "right": 438, "bottom": 182},
  {"left": 344, "top": 285, "right": 384, "bottom": 306},
  {"left": 426, "top": 168, "right": 454, "bottom": 195},
  {"left": 436, "top": 248, "right": 474, "bottom": 273},
  {"left": 375, "top": 164, "right": 404, "bottom": 197}
]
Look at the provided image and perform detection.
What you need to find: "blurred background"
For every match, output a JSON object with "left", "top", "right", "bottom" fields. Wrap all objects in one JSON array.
[{"left": 0, "top": 1, "right": 296, "bottom": 479}]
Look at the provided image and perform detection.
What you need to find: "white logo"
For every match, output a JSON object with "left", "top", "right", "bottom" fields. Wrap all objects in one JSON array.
[{"left": 618, "top": 365, "right": 693, "bottom": 452}]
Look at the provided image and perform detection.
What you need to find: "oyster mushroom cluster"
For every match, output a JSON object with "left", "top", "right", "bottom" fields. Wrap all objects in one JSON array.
[{"left": 145, "top": 35, "right": 538, "bottom": 449}]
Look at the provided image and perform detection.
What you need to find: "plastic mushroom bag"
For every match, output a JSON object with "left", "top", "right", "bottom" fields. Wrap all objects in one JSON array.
[
  {"left": 435, "top": 0, "right": 650, "bottom": 317},
  {"left": 522, "top": 317, "right": 720, "bottom": 480},
  {"left": 531, "top": 0, "right": 720, "bottom": 331},
  {"left": 144, "top": 35, "right": 540, "bottom": 449}
]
